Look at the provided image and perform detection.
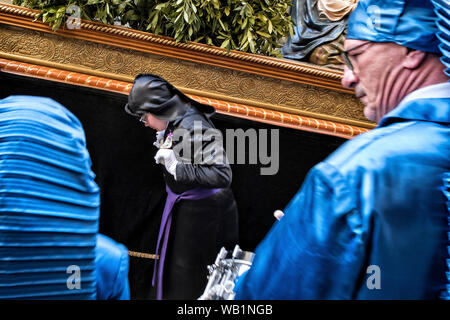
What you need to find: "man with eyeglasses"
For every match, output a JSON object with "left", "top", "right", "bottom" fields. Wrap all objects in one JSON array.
[{"left": 234, "top": 0, "right": 450, "bottom": 299}]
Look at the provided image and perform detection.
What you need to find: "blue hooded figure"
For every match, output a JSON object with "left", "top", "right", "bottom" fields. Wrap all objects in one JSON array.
[
  {"left": 0, "top": 95, "right": 129, "bottom": 299},
  {"left": 235, "top": 0, "right": 450, "bottom": 300}
]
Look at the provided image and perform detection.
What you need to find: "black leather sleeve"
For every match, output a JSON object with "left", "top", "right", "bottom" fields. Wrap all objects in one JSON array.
[{"left": 170, "top": 112, "right": 232, "bottom": 190}]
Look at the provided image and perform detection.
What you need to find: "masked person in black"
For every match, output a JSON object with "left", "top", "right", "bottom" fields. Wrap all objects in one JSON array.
[{"left": 125, "top": 74, "right": 239, "bottom": 300}]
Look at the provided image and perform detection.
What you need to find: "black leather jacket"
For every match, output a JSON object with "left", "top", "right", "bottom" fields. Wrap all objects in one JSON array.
[{"left": 162, "top": 106, "right": 232, "bottom": 194}]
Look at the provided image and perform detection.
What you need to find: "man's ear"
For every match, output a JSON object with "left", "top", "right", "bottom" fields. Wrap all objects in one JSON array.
[{"left": 402, "top": 49, "right": 427, "bottom": 69}]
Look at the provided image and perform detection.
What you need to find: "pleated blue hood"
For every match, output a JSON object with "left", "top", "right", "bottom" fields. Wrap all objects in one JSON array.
[
  {"left": 0, "top": 95, "right": 99, "bottom": 299},
  {"left": 347, "top": 0, "right": 441, "bottom": 54}
]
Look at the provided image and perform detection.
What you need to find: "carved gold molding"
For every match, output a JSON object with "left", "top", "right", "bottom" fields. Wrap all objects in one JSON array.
[
  {"left": 0, "top": 3, "right": 347, "bottom": 90},
  {"left": 0, "top": 3, "right": 376, "bottom": 132},
  {"left": 0, "top": 58, "right": 369, "bottom": 139}
]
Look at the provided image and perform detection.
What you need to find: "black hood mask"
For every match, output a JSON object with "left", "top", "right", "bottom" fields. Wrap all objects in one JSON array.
[{"left": 125, "top": 74, "right": 215, "bottom": 122}]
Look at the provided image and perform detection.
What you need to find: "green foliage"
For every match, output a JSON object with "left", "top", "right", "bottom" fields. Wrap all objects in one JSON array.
[{"left": 13, "top": 0, "right": 294, "bottom": 57}]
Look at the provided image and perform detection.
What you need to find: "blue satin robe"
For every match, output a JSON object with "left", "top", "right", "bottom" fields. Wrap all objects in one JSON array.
[
  {"left": 96, "top": 234, "right": 130, "bottom": 300},
  {"left": 235, "top": 94, "right": 450, "bottom": 299}
]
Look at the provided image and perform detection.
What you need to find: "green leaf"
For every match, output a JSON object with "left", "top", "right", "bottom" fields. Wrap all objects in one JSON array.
[
  {"left": 174, "top": 12, "right": 183, "bottom": 24},
  {"left": 256, "top": 30, "right": 271, "bottom": 38},
  {"left": 241, "top": 18, "right": 248, "bottom": 30},
  {"left": 155, "top": 2, "right": 169, "bottom": 10},
  {"left": 220, "top": 39, "right": 229, "bottom": 48},
  {"left": 52, "top": 18, "right": 62, "bottom": 31},
  {"left": 240, "top": 39, "right": 249, "bottom": 51},
  {"left": 247, "top": 29, "right": 253, "bottom": 42},
  {"left": 218, "top": 18, "right": 226, "bottom": 31},
  {"left": 151, "top": 12, "right": 159, "bottom": 29},
  {"left": 249, "top": 39, "right": 256, "bottom": 53}
]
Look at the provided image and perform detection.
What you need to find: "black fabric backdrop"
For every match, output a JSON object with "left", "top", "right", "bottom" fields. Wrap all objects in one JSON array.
[{"left": 0, "top": 71, "right": 346, "bottom": 299}]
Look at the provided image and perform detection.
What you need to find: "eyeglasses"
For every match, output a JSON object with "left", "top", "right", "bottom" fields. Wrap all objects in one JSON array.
[
  {"left": 341, "top": 41, "right": 373, "bottom": 71},
  {"left": 139, "top": 113, "right": 147, "bottom": 123}
]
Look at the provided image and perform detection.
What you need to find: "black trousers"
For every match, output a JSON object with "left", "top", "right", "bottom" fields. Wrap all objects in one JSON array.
[{"left": 162, "top": 188, "right": 239, "bottom": 300}]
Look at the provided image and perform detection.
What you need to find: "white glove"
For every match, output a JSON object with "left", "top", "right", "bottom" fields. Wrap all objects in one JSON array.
[
  {"left": 153, "top": 130, "right": 166, "bottom": 148},
  {"left": 273, "top": 210, "right": 285, "bottom": 221},
  {"left": 154, "top": 149, "right": 178, "bottom": 179}
]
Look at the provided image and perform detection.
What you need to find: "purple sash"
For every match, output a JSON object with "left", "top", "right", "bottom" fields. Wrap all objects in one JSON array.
[{"left": 152, "top": 184, "right": 221, "bottom": 300}]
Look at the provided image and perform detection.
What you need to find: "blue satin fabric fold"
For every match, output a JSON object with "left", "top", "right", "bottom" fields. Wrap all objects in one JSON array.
[
  {"left": 95, "top": 234, "right": 130, "bottom": 300},
  {"left": 347, "top": 0, "right": 440, "bottom": 54},
  {"left": 0, "top": 96, "right": 99, "bottom": 299},
  {"left": 441, "top": 172, "right": 450, "bottom": 300}
]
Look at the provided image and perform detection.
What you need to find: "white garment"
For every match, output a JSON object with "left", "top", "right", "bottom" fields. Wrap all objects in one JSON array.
[{"left": 398, "top": 82, "right": 450, "bottom": 107}]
